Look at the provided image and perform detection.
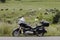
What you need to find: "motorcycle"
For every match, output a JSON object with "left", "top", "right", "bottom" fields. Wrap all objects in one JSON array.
[{"left": 12, "top": 21, "right": 49, "bottom": 37}]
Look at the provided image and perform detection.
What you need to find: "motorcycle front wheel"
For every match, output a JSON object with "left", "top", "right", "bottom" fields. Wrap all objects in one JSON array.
[{"left": 12, "top": 28, "right": 21, "bottom": 37}]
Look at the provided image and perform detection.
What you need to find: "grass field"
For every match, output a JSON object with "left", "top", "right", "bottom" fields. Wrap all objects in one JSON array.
[{"left": 0, "top": 0, "right": 60, "bottom": 36}]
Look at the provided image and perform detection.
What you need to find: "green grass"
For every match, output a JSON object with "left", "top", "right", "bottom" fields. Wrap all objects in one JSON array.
[
  {"left": 0, "top": 1, "right": 60, "bottom": 36},
  {"left": 6, "top": 0, "right": 60, "bottom": 2}
]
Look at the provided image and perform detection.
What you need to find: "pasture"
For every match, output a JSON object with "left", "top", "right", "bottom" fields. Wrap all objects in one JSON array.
[{"left": 0, "top": 0, "right": 60, "bottom": 36}]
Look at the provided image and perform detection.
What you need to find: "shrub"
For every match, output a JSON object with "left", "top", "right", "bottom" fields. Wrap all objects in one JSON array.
[
  {"left": 52, "top": 11, "right": 60, "bottom": 24},
  {"left": 1, "top": 9, "right": 4, "bottom": 11},
  {"left": 15, "top": 0, "right": 21, "bottom": 1},
  {"left": 0, "top": 0, "right": 6, "bottom": 3}
]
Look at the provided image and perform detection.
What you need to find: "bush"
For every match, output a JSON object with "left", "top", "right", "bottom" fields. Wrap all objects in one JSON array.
[
  {"left": 0, "top": 0, "right": 6, "bottom": 3},
  {"left": 52, "top": 11, "right": 60, "bottom": 24},
  {"left": 15, "top": 0, "right": 21, "bottom": 1}
]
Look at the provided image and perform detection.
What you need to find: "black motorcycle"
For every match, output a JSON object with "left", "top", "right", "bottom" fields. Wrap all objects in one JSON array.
[{"left": 12, "top": 21, "right": 49, "bottom": 37}]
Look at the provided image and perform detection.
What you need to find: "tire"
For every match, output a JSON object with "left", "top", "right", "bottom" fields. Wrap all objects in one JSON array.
[
  {"left": 36, "top": 31, "right": 44, "bottom": 37},
  {"left": 12, "top": 28, "right": 21, "bottom": 37},
  {"left": 36, "top": 34, "right": 42, "bottom": 37}
]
